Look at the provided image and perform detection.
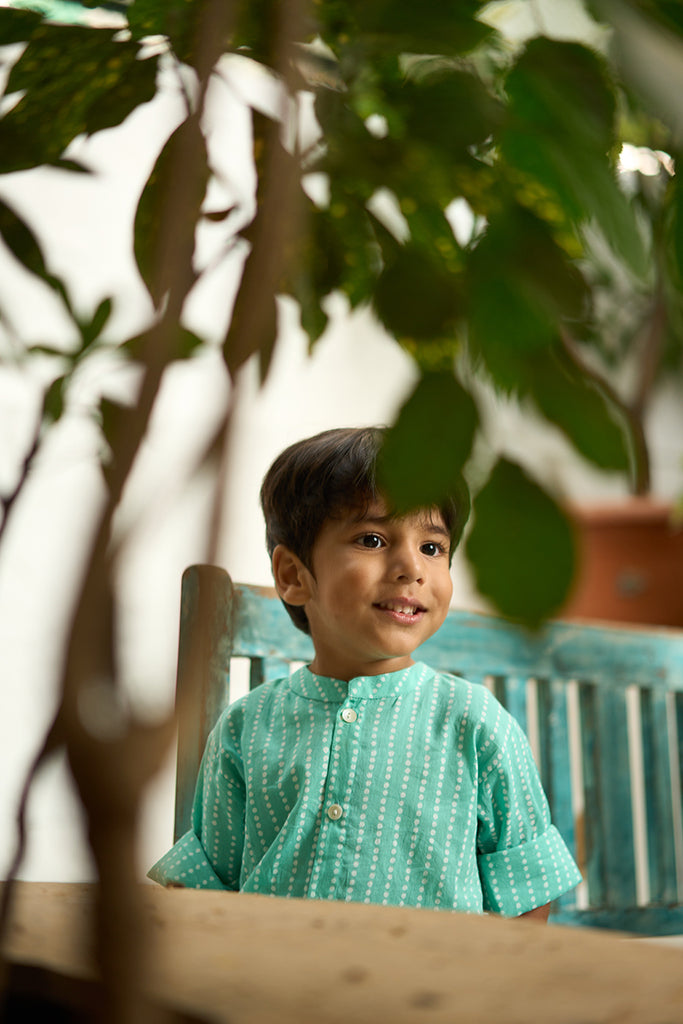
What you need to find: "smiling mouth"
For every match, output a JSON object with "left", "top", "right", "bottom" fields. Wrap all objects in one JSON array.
[{"left": 375, "top": 600, "right": 426, "bottom": 616}]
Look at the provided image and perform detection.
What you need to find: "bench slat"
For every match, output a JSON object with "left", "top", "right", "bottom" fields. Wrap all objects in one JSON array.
[{"left": 641, "top": 689, "right": 678, "bottom": 904}]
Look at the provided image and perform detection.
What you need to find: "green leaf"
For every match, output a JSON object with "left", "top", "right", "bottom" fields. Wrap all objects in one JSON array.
[
  {"left": 466, "top": 458, "right": 575, "bottom": 627},
  {"left": 397, "top": 68, "right": 504, "bottom": 161},
  {"left": 373, "top": 243, "right": 461, "bottom": 342},
  {"left": 127, "top": 0, "right": 198, "bottom": 44},
  {"left": 0, "top": 196, "right": 50, "bottom": 280},
  {"left": 664, "top": 167, "right": 683, "bottom": 286},
  {"left": 377, "top": 371, "right": 477, "bottom": 520},
  {"left": 177, "top": 327, "right": 205, "bottom": 359},
  {"left": 223, "top": 280, "right": 278, "bottom": 380},
  {"left": 0, "top": 24, "right": 158, "bottom": 174},
  {"left": 28, "top": 344, "right": 70, "bottom": 357},
  {"left": 280, "top": 202, "right": 350, "bottom": 345},
  {"left": 528, "top": 345, "right": 632, "bottom": 473},
  {"left": 134, "top": 117, "right": 209, "bottom": 304},
  {"left": 42, "top": 375, "right": 67, "bottom": 423},
  {"left": 467, "top": 205, "right": 589, "bottom": 388},
  {"left": 232, "top": 0, "right": 300, "bottom": 66},
  {"left": 99, "top": 395, "right": 125, "bottom": 449},
  {"left": 0, "top": 195, "right": 73, "bottom": 314},
  {"left": 49, "top": 157, "right": 93, "bottom": 174},
  {"left": 0, "top": 6, "right": 42, "bottom": 45},
  {"left": 79, "top": 297, "right": 113, "bottom": 349},
  {"left": 128, "top": 0, "right": 231, "bottom": 69},
  {"left": 319, "top": 0, "right": 495, "bottom": 57},
  {"left": 118, "top": 325, "right": 207, "bottom": 361},
  {"left": 501, "top": 38, "right": 647, "bottom": 275},
  {"left": 506, "top": 38, "right": 615, "bottom": 150},
  {"left": 314, "top": 91, "right": 394, "bottom": 201},
  {"left": 203, "top": 205, "right": 237, "bottom": 223},
  {"left": 298, "top": 299, "right": 328, "bottom": 348}
]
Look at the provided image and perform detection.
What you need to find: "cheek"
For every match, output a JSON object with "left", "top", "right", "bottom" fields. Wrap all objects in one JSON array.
[{"left": 436, "top": 569, "right": 453, "bottom": 609}]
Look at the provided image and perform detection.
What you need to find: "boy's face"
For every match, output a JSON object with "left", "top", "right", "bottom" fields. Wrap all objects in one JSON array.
[{"left": 283, "top": 498, "right": 453, "bottom": 680}]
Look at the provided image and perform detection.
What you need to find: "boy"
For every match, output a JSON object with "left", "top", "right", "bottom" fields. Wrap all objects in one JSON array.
[{"left": 149, "top": 427, "right": 581, "bottom": 920}]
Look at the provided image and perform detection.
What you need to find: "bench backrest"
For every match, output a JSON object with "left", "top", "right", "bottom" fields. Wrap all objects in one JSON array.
[{"left": 174, "top": 564, "right": 683, "bottom": 934}]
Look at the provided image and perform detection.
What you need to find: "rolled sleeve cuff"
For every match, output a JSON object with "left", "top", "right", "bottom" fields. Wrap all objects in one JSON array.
[
  {"left": 478, "top": 825, "right": 582, "bottom": 917},
  {"left": 147, "top": 831, "right": 230, "bottom": 890}
]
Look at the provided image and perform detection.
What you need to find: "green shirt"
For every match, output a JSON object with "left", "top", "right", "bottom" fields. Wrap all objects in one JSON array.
[{"left": 149, "top": 662, "right": 581, "bottom": 916}]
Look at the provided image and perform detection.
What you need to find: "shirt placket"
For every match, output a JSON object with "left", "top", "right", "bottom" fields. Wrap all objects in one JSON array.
[{"left": 307, "top": 685, "right": 363, "bottom": 899}]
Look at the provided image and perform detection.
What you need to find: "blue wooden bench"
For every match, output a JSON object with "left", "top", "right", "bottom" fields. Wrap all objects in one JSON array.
[{"left": 173, "top": 564, "right": 683, "bottom": 934}]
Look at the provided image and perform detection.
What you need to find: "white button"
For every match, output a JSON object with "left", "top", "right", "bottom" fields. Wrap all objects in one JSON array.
[
  {"left": 341, "top": 708, "right": 358, "bottom": 723},
  {"left": 327, "top": 803, "right": 343, "bottom": 821}
]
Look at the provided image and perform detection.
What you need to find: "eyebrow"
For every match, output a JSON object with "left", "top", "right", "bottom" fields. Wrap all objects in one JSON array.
[{"left": 356, "top": 511, "right": 451, "bottom": 540}]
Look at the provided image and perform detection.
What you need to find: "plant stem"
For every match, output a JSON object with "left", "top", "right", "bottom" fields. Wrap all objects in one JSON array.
[{"left": 628, "top": 284, "right": 667, "bottom": 495}]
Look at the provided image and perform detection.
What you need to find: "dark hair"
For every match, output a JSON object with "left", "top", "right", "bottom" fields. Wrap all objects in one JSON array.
[{"left": 260, "top": 426, "right": 470, "bottom": 634}]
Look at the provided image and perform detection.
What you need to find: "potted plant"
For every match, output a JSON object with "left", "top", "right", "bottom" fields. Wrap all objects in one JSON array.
[{"left": 561, "top": 116, "right": 683, "bottom": 627}]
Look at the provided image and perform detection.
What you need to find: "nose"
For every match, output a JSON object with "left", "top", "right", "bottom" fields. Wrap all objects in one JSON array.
[{"left": 391, "top": 543, "right": 424, "bottom": 584}]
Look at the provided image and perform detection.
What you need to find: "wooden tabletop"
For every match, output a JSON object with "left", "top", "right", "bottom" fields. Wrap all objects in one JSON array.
[{"left": 2, "top": 882, "right": 683, "bottom": 1023}]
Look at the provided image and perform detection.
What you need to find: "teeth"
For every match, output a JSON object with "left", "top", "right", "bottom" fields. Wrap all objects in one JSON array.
[{"left": 380, "top": 602, "right": 418, "bottom": 614}]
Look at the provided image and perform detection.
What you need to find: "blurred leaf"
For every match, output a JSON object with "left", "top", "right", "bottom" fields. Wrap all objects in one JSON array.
[
  {"left": 49, "top": 157, "right": 93, "bottom": 174},
  {"left": 42, "top": 375, "right": 67, "bottom": 424},
  {"left": 131, "top": 0, "right": 270, "bottom": 69},
  {"left": 591, "top": 0, "right": 683, "bottom": 35},
  {"left": 529, "top": 344, "right": 632, "bottom": 473},
  {"left": 203, "top": 205, "right": 237, "bottom": 223},
  {"left": 134, "top": 117, "right": 209, "bottom": 304},
  {"left": 0, "top": 196, "right": 50, "bottom": 280},
  {"left": 98, "top": 396, "right": 127, "bottom": 480},
  {"left": 398, "top": 68, "right": 504, "bottom": 160},
  {"left": 664, "top": 166, "right": 683, "bottom": 285},
  {"left": 330, "top": 194, "right": 383, "bottom": 308},
  {"left": 0, "top": 195, "right": 74, "bottom": 309},
  {"left": 119, "top": 324, "right": 207, "bottom": 361},
  {"left": 317, "top": 0, "right": 494, "bottom": 57},
  {"left": 597, "top": 0, "right": 683, "bottom": 143},
  {"left": 506, "top": 38, "right": 615, "bottom": 151},
  {"left": 466, "top": 458, "right": 575, "bottom": 627},
  {"left": 0, "top": 24, "right": 158, "bottom": 173},
  {"left": 99, "top": 395, "right": 125, "bottom": 446},
  {"left": 79, "top": 297, "right": 113, "bottom": 350},
  {"left": 223, "top": 278, "right": 278, "bottom": 379},
  {"left": 0, "top": 6, "right": 42, "bottom": 44},
  {"left": 298, "top": 298, "right": 328, "bottom": 347},
  {"left": 176, "top": 327, "right": 206, "bottom": 359},
  {"left": 280, "top": 202, "right": 350, "bottom": 346},
  {"left": 502, "top": 38, "right": 647, "bottom": 275},
  {"left": 128, "top": 0, "right": 210, "bottom": 68},
  {"left": 467, "top": 205, "right": 589, "bottom": 388},
  {"left": 373, "top": 243, "right": 461, "bottom": 341},
  {"left": 314, "top": 90, "right": 394, "bottom": 201},
  {"left": 28, "top": 344, "right": 69, "bottom": 357},
  {"left": 401, "top": 200, "right": 462, "bottom": 260},
  {"left": 224, "top": 112, "right": 304, "bottom": 380},
  {"left": 232, "top": 0, "right": 300, "bottom": 66},
  {"left": 377, "top": 371, "right": 478, "bottom": 514}
]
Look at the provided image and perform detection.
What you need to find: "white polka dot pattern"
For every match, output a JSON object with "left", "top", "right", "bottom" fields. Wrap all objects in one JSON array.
[{"left": 148, "top": 663, "right": 582, "bottom": 914}]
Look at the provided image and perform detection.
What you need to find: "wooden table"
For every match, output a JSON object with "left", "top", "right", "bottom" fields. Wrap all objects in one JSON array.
[{"left": 2, "top": 882, "right": 683, "bottom": 1023}]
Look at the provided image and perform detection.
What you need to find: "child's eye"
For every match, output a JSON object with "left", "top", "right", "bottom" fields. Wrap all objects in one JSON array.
[
  {"left": 358, "top": 533, "right": 384, "bottom": 549},
  {"left": 421, "top": 541, "right": 447, "bottom": 557}
]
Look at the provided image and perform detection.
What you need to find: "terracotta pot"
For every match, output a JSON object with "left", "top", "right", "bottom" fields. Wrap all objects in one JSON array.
[{"left": 561, "top": 499, "right": 683, "bottom": 628}]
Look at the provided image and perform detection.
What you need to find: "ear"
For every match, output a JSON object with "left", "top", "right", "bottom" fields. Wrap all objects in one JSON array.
[{"left": 271, "top": 545, "right": 314, "bottom": 607}]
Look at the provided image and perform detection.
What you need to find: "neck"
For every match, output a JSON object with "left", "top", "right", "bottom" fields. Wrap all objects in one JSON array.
[{"left": 308, "top": 654, "right": 415, "bottom": 681}]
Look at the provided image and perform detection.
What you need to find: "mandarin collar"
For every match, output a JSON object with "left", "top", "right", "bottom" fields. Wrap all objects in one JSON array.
[{"left": 288, "top": 662, "right": 428, "bottom": 702}]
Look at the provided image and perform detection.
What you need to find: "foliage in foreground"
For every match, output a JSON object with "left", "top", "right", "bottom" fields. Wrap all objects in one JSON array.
[{"left": 1, "top": 0, "right": 683, "bottom": 625}]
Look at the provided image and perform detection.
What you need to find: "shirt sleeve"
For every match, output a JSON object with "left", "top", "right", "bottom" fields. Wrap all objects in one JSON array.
[
  {"left": 476, "top": 706, "right": 582, "bottom": 917},
  {"left": 147, "top": 708, "right": 247, "bottom": 890}
]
